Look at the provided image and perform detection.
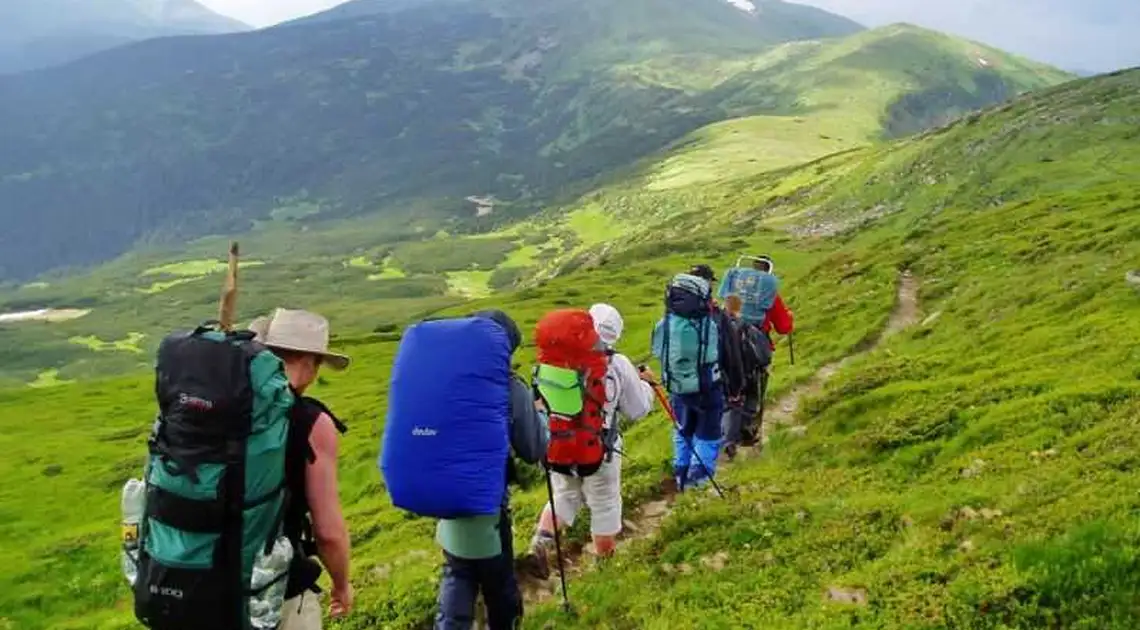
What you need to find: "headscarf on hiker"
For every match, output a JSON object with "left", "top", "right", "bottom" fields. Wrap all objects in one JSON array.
[{"left": 524, "top": 304, "right": 655, "bottom": 576}]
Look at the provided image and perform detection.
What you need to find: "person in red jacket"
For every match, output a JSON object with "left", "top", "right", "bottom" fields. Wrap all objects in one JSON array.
[{"left": 761, "top": 291, "right": 795, "bottom": 345}]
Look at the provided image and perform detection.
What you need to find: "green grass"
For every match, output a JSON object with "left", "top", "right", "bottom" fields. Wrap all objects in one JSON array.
[
  {"left": 26, "top": 369, "right": 72, "bottom": 389},
  {"left": 136, "top": 277, "right": 205, "bottom": 295},
  {"left": 142, "top": 259, "right": 265, "bottom": 277},
  {"left": 445, "top": 271, "right": 495, "bottom": 299},
  {"left": 0, "top": 64, "right": 1130, "bottom": 630},
  {"left": 500, "top": 243, "right": 542, "bottom": 268},
  {"left": 68, "top": 333, "right": 146, "bottom": 354},
  {"left": 645, "top": 115, "right": 859, "bottom": 190},
  {"left": 345, "top": 256, "right": 374, "bottom": 269},
  {"left": 564, "top": 205, "right": 630, "bottom": 246}
]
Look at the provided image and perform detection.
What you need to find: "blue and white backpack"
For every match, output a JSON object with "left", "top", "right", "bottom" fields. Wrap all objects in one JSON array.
[
  {"left": 717, "top": 266, "right": 779, "bottom": 326},
  {"left": 380, "top": 316, "right": 512, "bottom": 518},
  {"left": 652, "top": 274, "right": 721, "bottom": 395}
]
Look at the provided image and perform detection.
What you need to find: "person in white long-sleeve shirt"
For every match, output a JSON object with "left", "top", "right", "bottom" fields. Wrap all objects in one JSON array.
[{"left": 523, "top": 303, "right": 656, "bottom": 577}]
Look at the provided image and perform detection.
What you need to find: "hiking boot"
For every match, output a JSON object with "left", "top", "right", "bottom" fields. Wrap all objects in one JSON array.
[
  {"left": 522, "top": 533, "right": 555, "bottom": 579},
  {"left": 724, "top": 443, "right": 738, "bottom": 462}
]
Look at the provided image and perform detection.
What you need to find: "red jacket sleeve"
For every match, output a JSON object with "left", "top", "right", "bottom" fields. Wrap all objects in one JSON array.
[{"left": 763, "top": 294, "right": 794, "bottom": 336}]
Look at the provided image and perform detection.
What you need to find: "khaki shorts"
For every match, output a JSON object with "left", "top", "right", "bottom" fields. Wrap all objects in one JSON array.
[
  {"left": 549, "top": 444, "right": 623, "bottom": 536},
  {"left": 281, "top": 592, "right": 322, "bottom": 630}
]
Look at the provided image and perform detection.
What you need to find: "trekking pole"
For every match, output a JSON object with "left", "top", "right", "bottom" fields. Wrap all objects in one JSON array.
[
  {"left": 645, "top": 379, "right": 727, "bottom": 499},
  {"left": 217, "top": 241, "right": 240, "bottom": 331},
  {"left": 787, "top": 332, "right": 795, "bottom": 366},
  {"left": 542, "top": 463, "right": 572, "bottom": 614}
]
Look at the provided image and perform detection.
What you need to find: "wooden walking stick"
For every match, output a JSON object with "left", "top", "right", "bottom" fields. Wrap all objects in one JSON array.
[{"left": 217, "top": 242, "right": 240, "bottom": 331}]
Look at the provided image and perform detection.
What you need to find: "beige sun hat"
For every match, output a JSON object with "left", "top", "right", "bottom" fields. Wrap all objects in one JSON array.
[{"left": 246, "top": 308, "right": 350, "bottom": 370}]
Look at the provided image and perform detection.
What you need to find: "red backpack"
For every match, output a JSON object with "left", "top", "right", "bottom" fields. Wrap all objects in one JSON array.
[{"left": 533, "top": 309, "right": 609, "bottom": 477}]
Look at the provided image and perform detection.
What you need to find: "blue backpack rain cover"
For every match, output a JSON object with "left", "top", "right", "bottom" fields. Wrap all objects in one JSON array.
[
  {"left": 718, "top": 267, "right": 779, "bottom": 326},
  {"left": 380, "top": 317, "right": 512, "bottom": 518}
]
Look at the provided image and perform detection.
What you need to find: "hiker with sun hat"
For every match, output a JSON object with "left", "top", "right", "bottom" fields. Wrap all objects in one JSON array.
[{"left": 250, "top": 308, "right": 354, "bottom": 629}]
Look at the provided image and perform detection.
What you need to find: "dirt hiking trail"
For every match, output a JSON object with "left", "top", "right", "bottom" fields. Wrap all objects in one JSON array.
[
  {"left": 761, "top": 270, "right": 920, "bottom": 431},
  {"left": 506, "top": 271, "right": 921, "bottom": 615}
]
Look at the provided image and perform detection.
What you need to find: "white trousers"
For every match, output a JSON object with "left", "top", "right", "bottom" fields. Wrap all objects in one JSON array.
[{"left": 547, "top": 445, "right": 623, "bottom": 536}]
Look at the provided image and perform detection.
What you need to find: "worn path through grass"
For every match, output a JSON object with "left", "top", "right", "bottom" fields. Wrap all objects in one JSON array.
[{"left": 761, "top": 270, "right": 921, "bottom": 433}]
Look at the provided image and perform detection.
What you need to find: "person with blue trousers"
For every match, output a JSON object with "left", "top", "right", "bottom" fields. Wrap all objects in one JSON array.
[
  {"left": 652, "top": 265, "right": 744, "bottom": 491},
  {"left": 433, "top": 309, "right": 549, "bottom": 630}
]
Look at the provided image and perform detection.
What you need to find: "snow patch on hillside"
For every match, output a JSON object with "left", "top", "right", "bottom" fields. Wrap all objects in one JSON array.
[{"left": 726, "top": 0, "right": 756, "bottom": 13}]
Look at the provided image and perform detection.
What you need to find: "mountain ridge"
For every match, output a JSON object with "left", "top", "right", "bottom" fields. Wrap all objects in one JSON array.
[
  {"left": 0, "top": 0, "right": 248, "bottom": 74},
  {"left": 0, "top": 2, "right": 1068, "bottom": 282}
]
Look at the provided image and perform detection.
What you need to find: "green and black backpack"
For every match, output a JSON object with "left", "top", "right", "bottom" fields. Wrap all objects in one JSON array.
[{"left": 131, "top": 322, "right": 295, "bottom": 630}]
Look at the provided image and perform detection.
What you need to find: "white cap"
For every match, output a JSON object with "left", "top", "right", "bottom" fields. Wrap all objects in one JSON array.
[{"left": 589, "top": 303, "right": 624, "bottom": 347}]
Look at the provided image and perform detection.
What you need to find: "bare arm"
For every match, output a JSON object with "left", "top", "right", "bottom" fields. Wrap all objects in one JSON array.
[{"left": 306, "top": 413, "right": 351, "bottom": 592}]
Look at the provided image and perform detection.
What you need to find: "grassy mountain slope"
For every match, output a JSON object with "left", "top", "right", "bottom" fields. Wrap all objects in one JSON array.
[
  {"left": 525, "top": 68, "right": 1140, "bottom": 629},
  {"left": 0, "top": 0, "right": 247, "bottom": 73},
  {"left": 1, "top": 67, "right": 1136, "bottom": 629},
  {"left": 630, "top": 23, "right": 1071, "bottom": 191}
]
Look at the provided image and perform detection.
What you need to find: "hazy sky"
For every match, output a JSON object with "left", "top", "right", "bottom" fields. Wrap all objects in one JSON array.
[
  {"left": 199, "top": 0, "right": 344, "bottom": 27},
  {"left": 794, "top": 0, "right": 1140, "bottom": 71},
  {"left": 198, "top": 0, "right": 1140, "bottom": 71}
]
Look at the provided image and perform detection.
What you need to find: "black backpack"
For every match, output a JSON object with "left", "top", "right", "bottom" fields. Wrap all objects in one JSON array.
[
  {"left": 737, "top": 321, "right": 772, "bottom": 375},
  {"left": 131, "top": 324, "right": 295, "bottom": 630}
]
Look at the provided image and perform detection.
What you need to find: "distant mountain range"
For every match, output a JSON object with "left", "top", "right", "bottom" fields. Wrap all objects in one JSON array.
[
  {"left": 0, "top": 0, "right": 1071, "bottom": 281},
  {"left": 0, "top": 0, "right": 248, "bottom": 74}
]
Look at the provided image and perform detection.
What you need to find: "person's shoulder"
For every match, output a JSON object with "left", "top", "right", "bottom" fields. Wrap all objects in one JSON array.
[
  {"left": 309, "top": 412, "right": 341, "bottom": 450},
  {"left": 609, "top": 352, "right": 637, "bottom": 372}
]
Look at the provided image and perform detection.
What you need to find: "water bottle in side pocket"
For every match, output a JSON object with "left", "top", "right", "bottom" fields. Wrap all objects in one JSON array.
[
  {"left": 249, "top": 536, "right": 295, "bottom": 628},
  {"left": 120, "top": 478, "right": 146, "bottom": 585}
]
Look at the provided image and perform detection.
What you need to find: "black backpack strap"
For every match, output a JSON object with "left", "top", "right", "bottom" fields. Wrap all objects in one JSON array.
[
  {"left": 300, "top": 396, "right": 348, "bottom": 435},
  {"left": 530, "top": 365, "right": 542, "bottom": 401}
]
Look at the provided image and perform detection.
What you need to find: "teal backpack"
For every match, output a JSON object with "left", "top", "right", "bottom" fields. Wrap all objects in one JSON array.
[
  {"left": 653, "top": 274, "right": 721, "bottom": 395},
  {"left": 129, "top": 322, "right": 296, "bottom": 630}
]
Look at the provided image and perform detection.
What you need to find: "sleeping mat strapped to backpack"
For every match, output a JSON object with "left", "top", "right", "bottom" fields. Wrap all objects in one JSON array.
[{"left": 381, "top": 316, "right": 512, "bottom": 519}]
